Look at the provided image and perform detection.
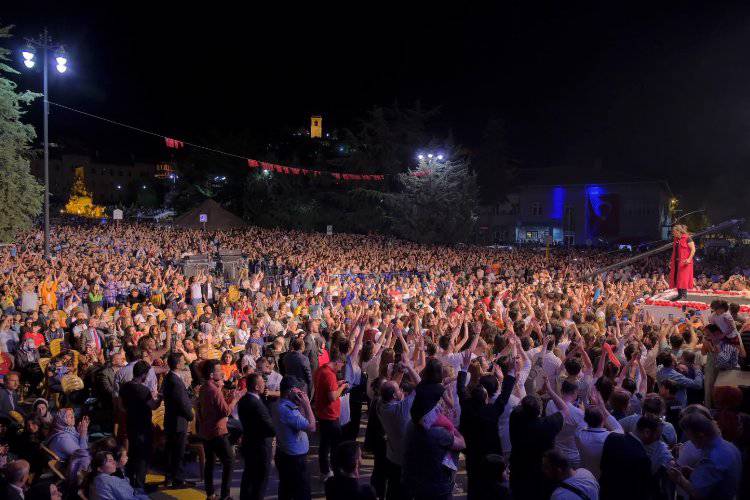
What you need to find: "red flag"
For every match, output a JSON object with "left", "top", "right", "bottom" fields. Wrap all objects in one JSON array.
[
  {"left": 332, "top": 173, "right": 341, "bottom": 180},
  {"left": 165, "top": 137, "right": 184, "bottom": 149},
  {"left": 260, "top": 162, "right": 272, "bottom": 171},
  {"left": 247, "top": 159, "right": 259, "bottom": 168},
  {"left": 290, "top": 167, "right": 300, "bottom": 175}
]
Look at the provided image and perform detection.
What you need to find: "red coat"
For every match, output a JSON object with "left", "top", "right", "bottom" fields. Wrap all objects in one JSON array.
[{"left": 669, "top": 234, "right": 694, "bottom": 289}]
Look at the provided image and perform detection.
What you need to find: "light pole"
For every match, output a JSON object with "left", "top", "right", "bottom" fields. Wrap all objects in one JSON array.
[{"left": 21, "top": 28, "right": 68, "bottom": 259}]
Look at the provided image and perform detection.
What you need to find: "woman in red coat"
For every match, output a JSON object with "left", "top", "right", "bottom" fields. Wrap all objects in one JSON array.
[{"left": 669, "top": 224, "right": 696, "bottom": 300}]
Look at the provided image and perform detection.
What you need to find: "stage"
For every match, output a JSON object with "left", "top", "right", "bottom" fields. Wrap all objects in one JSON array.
[{"left": 643, "top": 288, "right": 750, "bottom": 319}]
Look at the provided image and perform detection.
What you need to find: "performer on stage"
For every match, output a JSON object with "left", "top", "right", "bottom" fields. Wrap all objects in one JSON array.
[{"left": 669, "top": 224, "right": 695, "bottom": 300}]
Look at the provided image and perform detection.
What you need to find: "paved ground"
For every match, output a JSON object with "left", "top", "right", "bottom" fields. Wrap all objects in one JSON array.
[{"left": 149, "top": 420, "right": 468, "bottom": 500}]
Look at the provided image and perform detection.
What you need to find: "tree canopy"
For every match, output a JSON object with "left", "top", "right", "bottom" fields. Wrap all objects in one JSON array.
[
  {"left": 382, "top": 153, "right": 479, "bottom": 244},
  {"left": 0, "top": 25, "right": 43, "bottom": 243}
]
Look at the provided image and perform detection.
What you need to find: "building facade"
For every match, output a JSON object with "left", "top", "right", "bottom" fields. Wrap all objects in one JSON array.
[
  {"left": 479, "top": 181, "right": 671, "bottom": 246},
  {"left": 30, "top": 154, "right": 169, "bottom": 206}
]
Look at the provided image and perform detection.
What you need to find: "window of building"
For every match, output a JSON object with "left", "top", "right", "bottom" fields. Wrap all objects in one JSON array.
[{"left": 530, "top": 202, "right": 542, "bottom": 216}]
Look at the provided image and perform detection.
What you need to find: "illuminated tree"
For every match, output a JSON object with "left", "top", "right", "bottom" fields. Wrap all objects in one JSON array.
[{"left": 384, "top": 153, "right": 479, "bottom": 244}]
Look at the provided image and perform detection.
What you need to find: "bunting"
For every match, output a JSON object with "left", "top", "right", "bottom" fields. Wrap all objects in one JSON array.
[
  {"left": 164, "top": 137, "right": 184, "bottom": 149},
  {"left": 245, "top": 157, "right": 385, "bottom": 182}
]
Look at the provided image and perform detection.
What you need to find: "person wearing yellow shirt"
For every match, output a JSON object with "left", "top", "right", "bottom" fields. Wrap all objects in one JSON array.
[{"left": 39, "top": 274, "right": 59, "bottom": 310}]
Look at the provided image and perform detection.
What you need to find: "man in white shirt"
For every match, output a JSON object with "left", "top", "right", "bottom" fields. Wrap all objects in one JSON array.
[
  {"left": 545, "top": 380, "right": 587, "bottom": 468},
  {"left": 543, "top": 449, "right": 600, "bottom": 500},
  {"left": 189, "top": 276, "right": 203, "bottom": 306},
  {"left": 575, "top": 404, "right": 623, "bottom": 479}
]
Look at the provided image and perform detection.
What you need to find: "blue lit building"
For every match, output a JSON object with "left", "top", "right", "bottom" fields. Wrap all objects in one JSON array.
[{"left": 479, "top": 177, "right": 672, "bottom": 246}]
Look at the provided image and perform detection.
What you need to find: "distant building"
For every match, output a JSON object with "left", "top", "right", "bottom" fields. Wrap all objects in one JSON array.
[
  {"left": 30, "top": 154, "right": 169, "bottom": 205},
  {"left": 479, "top": 177, "right": 672, "bottom": 246},
  {"left": 310, "top": 115, "right": 323, "bottom": 138}
]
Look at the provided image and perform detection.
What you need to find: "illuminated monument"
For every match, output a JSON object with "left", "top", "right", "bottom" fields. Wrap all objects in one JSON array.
[{"left": 64, "top": 166, "right": 106, "bottom": 218}]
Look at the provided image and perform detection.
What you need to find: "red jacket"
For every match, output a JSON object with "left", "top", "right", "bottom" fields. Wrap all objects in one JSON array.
[{"left": 198, "top": 379, "right": 232, "bottom": 439}]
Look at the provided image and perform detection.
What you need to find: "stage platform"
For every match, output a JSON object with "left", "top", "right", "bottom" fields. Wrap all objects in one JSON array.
[{"left": 643, "top": 288, "right": 750, "bottom": 320}]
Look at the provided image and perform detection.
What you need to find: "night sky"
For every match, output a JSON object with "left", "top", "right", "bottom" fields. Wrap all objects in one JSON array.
[{"left": 4, "top": 2, "right": 750, "bottom": 217}]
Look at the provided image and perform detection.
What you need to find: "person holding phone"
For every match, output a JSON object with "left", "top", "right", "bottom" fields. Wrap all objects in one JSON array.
[
  {"left": 313, "top": 351, "right": 349, "bottom": 480},
  {"left": 274, "top": 375, "right": 316, "bottom": 500}
]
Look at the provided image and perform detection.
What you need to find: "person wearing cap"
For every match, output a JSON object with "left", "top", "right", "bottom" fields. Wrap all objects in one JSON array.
[{"left": 274, "top": 375, "right": 316, "bottom": 500}]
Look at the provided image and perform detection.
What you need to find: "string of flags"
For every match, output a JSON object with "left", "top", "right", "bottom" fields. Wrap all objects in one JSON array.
[
  {"left": 245, "top": 159, "right": 385, "bottom": 181},
  {"left": 164, "top": 137, "right": 185, "bottom": 149},
  {"left": 49, "top": 101, "right": 395, "bottom": 183}
]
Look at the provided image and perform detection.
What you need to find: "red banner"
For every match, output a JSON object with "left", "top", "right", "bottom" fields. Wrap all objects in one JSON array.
[{"left": 165, "top": 137, "right": 184, "bottom": 149}]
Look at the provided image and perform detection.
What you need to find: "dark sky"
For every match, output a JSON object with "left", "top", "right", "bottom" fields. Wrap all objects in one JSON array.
[{"left": 5, "top": 2, "right": 750, "bottom": 214}]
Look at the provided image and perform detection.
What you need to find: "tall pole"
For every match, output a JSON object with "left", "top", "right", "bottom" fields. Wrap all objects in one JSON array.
[{"left": 42, "top": 28, "right": 50, "bottom": 260}]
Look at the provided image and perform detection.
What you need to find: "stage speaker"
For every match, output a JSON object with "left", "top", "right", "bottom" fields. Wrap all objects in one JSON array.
[{"left": 182, "top": 254, "right": 215, "bottom": 278}]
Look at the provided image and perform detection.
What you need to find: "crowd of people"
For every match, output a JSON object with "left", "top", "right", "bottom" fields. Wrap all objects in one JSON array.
[{"left": 0, "top": 222, "right": 748, "bottom": 500}]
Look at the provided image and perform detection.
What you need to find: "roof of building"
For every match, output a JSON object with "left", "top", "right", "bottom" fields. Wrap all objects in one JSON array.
[{"left": 515, "top": 166, "right": 667, "bottom": 188}]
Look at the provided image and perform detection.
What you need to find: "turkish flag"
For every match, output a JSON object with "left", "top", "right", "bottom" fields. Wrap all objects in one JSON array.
[{"left": 165, "top": 137, "right": 184, "bottom": 149}]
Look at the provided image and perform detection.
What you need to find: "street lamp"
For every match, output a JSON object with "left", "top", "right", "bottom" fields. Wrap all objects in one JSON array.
[
  {"left": 20, "top": 28, "right": 69, "bottom": 259},
  {"left": 417, "top": 151, "right": 447, "bottom": 163}
]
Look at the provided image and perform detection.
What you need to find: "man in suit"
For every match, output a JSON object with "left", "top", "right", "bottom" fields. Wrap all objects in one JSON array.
[
  {"left": 163, "top": 352, "right": 195, "bottom": 488},
  {"left": 600, "top": 414, "right": 663, "bottom": 500},
  {"left": 283, "top": 337, "right": 313, "bottom": 396},
  {"left": 202, "top": 275, "right": 217, "bottom": 305},
  {"left": 238, "top": 372, "right": 276, "bottom": 500},
  {"left": 0, "top": 459, "right": 29, "bottom": 500},
  {"left": 120, "top": 360, "right": 163, "bottom": 490},
  {"left": 0, "top": 371, "right": 21, "bottom": 420}
]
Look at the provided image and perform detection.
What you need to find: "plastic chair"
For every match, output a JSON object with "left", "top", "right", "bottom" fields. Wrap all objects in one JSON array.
[{"left": 49, "top": 339, "right": 63, "bottom": 358}]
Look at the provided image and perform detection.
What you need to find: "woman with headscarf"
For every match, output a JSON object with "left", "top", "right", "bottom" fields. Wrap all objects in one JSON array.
[
  {"left": 32, "top": 398, "right": 54, "bottom": 426},
  {"left": 45, "top": 408, "right": 89, "bottom": 462}
]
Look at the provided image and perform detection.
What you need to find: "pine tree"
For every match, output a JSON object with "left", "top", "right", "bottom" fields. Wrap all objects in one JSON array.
[
  {"left": 0, "top": 25, "right": 43, "bottom": 242},
  {"left": 385, "top": 153, "right": 479, "bottom": 244}
]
